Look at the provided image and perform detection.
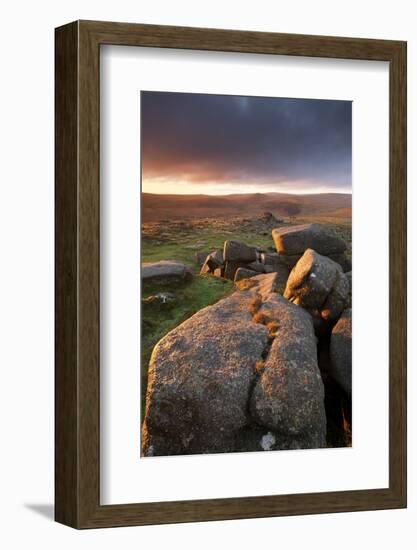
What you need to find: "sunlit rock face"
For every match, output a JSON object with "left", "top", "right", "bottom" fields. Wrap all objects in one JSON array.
[
  {"left": 284, "top": 249, "right": 349, "bottom": 330},
  {"left": 272, "top": 223, "right": 350, "bottom": 272},
  {"left": 272, "top": 223, "right": 347, "bottom": 256},
  {"left": 141, "top": 280, "right": 326, "bottom": 457}
]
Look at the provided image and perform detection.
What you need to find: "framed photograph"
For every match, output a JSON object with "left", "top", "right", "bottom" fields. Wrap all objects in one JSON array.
[{"left": 55, "top": 20, "right": 406, "bottom": 528}]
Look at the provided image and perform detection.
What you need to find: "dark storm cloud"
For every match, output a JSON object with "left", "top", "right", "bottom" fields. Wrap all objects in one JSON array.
[{"left": 141, "top": 91, "right": 352, "bottom": 190}]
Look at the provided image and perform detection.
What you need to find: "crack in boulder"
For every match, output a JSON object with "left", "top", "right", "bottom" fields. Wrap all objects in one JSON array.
[{"left": 142, "top": 273, "right": 327, "bottom": 456}]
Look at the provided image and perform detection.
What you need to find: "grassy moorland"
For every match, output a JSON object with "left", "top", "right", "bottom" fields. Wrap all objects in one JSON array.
[{"left": 141, "top": 212, "right": 352, "bottom": 420}]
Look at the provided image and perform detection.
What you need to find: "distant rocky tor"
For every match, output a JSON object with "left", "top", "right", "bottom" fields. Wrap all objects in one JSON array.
[{"left": 141, "top": 222, "right": 352, "bottom": 456}]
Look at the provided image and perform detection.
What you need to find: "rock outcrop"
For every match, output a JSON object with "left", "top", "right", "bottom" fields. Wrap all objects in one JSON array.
[
  {"left": 142, "top": 278, "right": 327, "bottom": 456},
  {"left": 199, "top": 240, "right": 290, "bottom": 290},
  {"left": 329, "top": 309, "right": 352, "bottom": 395}
]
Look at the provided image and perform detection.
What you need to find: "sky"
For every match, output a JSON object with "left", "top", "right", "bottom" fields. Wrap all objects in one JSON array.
[{"left": 141, "top": 91, "right": 352, "bottom": 196}]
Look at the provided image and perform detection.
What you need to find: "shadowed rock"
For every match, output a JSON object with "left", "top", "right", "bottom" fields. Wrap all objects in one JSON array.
[
  {"left": 142, "top": 260, "right": 193, "bottom": 282},
  {"left": 234, "top": 267, "right": 258, "bottom": 282},
  {"left": 272, "top": 223, "right": 347, "bottom": 256},
  {"left": 330, "top": 309, "right": 352, "bottom": 395},
  {"left": 224, "top": 240, "right": 257, "bottom": 262},
  {"left": 247, "top": 261, "right": 266, "bottom": 273},
  {"left": 250, "top": 294, "right": 326, "bottom": 448},
  {"left": 235, "top": 272, "right": 281, "bottom": 299},
  {"left": 224, "top": 260, "right": 247, "bottom": 280},
  {"left": 321, "top": 270, "right": 350, "bottom": 322}
]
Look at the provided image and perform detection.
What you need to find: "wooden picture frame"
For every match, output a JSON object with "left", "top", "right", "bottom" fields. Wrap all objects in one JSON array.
[{"left": 55, "top": 20, "right": 407, "bottom": 528}]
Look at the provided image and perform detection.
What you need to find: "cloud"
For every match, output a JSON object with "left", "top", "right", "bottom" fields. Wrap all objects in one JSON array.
[{"left": 141, "top": 92, "right": 352, "bottom": 192}]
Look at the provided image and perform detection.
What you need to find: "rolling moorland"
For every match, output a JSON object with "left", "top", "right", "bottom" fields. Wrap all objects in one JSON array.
[
  {"left": 141, "top": 192, "right": 352, "bottom": 450},
  {"left": 141, "top": 191, "right": 351, "bottom": 222}
]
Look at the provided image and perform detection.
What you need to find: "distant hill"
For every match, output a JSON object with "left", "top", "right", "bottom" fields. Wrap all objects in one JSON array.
[{"left": 142, "top": 192, "right": 352, "bottom": 222}]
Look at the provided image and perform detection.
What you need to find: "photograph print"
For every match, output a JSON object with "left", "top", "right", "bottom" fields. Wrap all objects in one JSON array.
[{"left": 140, "top": 91, "right": 352, "bottom": 457}]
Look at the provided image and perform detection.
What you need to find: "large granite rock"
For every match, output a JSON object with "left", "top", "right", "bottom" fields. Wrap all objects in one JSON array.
[
  {"left": 142, "top": 292, "right": 269, "bottom": 456},
  {"left": 272, "top": 223, "right": 347, "bottom": 257},
  {"left": 142, "top": 282, "right": 327, "bottom": 456},
  {"left": 330, "top": 309, "right": 352, "bottom": 395},
  {"left": 142, "top": 260, "right": 193, "bottom": 282}
]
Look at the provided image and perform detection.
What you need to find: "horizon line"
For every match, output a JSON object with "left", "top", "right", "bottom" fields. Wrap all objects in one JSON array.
[{"left": 141, "top": 190, "right": 353, "bottom": 197}]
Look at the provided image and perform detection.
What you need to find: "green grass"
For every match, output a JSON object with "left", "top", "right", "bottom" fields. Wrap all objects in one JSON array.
[{"left": 141, "top": 274, "right": 233, "bottom": 414}]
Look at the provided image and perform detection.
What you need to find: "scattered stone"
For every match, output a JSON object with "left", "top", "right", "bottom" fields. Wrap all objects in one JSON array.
[
  {"left": 223, "top": 240, "right": 257, "bottom": 263},
  {"left": 272, "top": 223, "right": 347, "bottom": 256},
  {"left": 330, "top": 309, "right": 352, "bottom": 395},
  {"left": 142, "top": 260, "right": 193, "bottom": 282},
  {"left": 200, "top": 250, "right": 224, "bottom": 275}
]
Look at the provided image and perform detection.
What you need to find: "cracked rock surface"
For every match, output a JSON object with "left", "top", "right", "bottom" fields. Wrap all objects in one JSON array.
[
  {"left": 141, "top": 274, "right": 326, "bottom": 457},
  {"left": 250, "top": 294, "right": 326, "bottom": 449}
]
